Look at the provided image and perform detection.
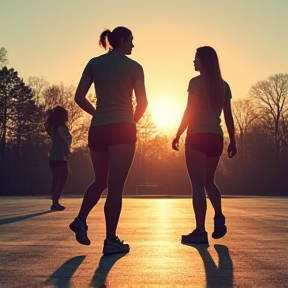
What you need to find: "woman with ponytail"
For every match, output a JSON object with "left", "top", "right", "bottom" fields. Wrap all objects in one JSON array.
[
  {"left": 172, "top": 46, "right": 237, "bottom": 244},
  {"left": 69, "top": 26, "right": 148, "bottom": 255},
  {"left": 45, "top": 106, "right": 72, "bottom": 210}
]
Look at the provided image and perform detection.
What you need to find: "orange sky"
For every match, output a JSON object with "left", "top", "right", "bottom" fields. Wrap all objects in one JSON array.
[{"left": 1, "top": 0, "right": 288, "bottom": 130}]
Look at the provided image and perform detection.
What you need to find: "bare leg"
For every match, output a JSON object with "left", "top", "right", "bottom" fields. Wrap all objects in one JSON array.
[
  {"left": 50, "top": 167, "right": 63, "bottom": 204},
  {"left": 185, "top": 146, "right": 207, "bottom": 231},
  {"left": 104, "top": 144, "right": 135, "bottom": 241},
  {"left": 205, "top": 156, "right": 222, "bottom": 214},
  {"left": 50, "top": 168, "right": 59, "bottom": 203},
  {"left": 77, "top": 149, "right": 109, "bottom": 223},
  {"left": 54, "top": 166, "right": 69, "bottom": 202}
]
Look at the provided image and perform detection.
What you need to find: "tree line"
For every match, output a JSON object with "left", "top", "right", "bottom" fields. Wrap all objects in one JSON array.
[{"left": 0, "top": 47, "right": 287, "bottom": 196}]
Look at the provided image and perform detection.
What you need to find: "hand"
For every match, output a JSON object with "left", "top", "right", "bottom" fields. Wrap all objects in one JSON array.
[
  {"left": 172, "top": 138, "right": 180, "bottom": 151},
  {"left": 227, "top": 142, "right": 237, "bottom": 158},
  {"left": 65, "top": 149, "right": 72, "bottom": 158}
]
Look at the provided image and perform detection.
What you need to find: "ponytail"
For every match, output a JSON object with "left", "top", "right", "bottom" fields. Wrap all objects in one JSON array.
[
  {"left": 99, "top": 27, "right": 132, "bottom": 51},
  {"left": 99, "top": 29, "right": 111, "bottom": 50}
]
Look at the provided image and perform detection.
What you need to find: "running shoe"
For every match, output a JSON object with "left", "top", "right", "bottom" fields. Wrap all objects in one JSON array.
[
  {"left": 103, "top": 236, "right": 130, "bottom": 255},
  {"left": 212, "top": 213, "right": 227, "bottom": 239},
  {"left": 50, "top": 203, "right": 65, "bottom": 211},
  {"left": 181, "top": 229, "right": 208, "bottom": 244},
  {"left": 69, "top": 217, "right": 91, "bottom": 245}
]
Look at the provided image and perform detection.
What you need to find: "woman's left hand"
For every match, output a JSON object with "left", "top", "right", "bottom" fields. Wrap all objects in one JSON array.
[{"left": 172, "top": 138, "right": 180, "bottom": 151}]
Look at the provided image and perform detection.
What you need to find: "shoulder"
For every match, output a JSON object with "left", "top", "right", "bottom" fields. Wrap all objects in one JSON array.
[
  {"left": 124, "top": 57, "right": 144, "bottom": 79},
  {"left": 86, "top": 52, "right": 112, "bottom": 65},
  {"left": 189, "top": 75, "right": 201, "bottom": 85},
  {"left": 223, "top": 80, "right": 230, "bottom": 88},
  {"left": 57, "top": 125, "right": 66, "bottom": 132},
  {"left": 190, "top": 75, "right": 201, "bottom": 82},
  {"left": 223, "top": 80, "right": 232, "bottom": 99},
  {"left": 124, "top": 56, "right": 143, "bottom": 69},
  {"left": 86, "top": 54, "right": 105, "bottom": 65},
  {"left": 57, "top": 125, "right": 69, "bottom": 134},
  {"left": 188, "top": 75, "right": 202, "bottom": 94}
]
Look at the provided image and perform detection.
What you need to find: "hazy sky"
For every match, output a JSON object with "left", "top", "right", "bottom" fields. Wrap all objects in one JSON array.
[{"left": 1, "top": 0, "right": 288, "bottom": 127}]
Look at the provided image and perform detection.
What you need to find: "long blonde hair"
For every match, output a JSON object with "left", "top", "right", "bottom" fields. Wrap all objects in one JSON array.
[{"left": 196, "top": 46, "right": 226, "bottom": 108}]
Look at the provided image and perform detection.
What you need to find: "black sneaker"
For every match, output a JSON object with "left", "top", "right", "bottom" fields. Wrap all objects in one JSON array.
[
  {"left": 50, "top": 203, "right": 65, "bottom": 211},
  {"left": 212, "top": 213, "right": 227, "bottom": 239},
  {"left": 69, "top": 217, "right": 91, "bottom": 245},
  {"left": 181, "top": 229, "right": 208, "bottom": 244},
  {"left": 102, "top": 236, "right": 130, "bottom": 255}
]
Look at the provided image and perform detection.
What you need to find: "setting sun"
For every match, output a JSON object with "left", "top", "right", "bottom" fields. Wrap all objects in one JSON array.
[{"left": 150, "top": 97, "right": 183, "bottom": 130}]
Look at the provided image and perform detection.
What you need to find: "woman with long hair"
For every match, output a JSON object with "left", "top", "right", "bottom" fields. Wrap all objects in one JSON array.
[
  {"left": 45, "top": 106, "right": 72, "bottom": 210},
  {"left": 69, "top": 26, "right": 148, "bottom": 255},
  {"left": 172, "top": 46, "right": 237, "bottom": 244}
]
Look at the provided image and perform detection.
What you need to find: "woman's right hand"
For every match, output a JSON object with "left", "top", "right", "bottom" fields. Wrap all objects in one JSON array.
[
  {"left": 172, "top": 138, "right": 180, "bottom": 151},
  {"left": 227, "top": 142, "right": 237, "bottom": 158}
]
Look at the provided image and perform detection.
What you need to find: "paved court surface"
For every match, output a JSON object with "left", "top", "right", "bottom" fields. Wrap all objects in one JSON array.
[{"left": 0, "top": 197, "right": 287, "bottom": 288}]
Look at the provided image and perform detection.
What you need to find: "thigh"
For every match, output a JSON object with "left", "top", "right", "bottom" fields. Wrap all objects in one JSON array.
[
  {"left": 88, "top": 126, "right": 108, "bottom": 152},
  {"left": 185, "top": 146, "right": 207, "bottom": 189},
  {"left": 205, "top": 156, "right": 220, "bottom": 184},
  {"left": 49, "top": 160, "right": 67, "bottom": 169},
  {"left": 58, "top": 165, "right": 69, "bottom": 178},
  {"left": 90, "top": 149, "right": 109, "bottom": 183},
  {"left": 108, "top": 144, "right": 136, "bottom": 186},
  {"left": 206, "top": 134, "right": 223, "bottom": 157}
]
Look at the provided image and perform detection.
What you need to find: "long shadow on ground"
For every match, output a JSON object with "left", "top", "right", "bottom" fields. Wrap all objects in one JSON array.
[
  {"left": 90, "top": 253, "right": 128, "bottom": 288},
  {"left": 183, "top": 243, "right": 234, "bottom": 288},
  {"left": 45, "top": 255, "right": 86, "bottom": 288},
  {"left": 0, "top": 210, "right": 54, "bottom": 225}
]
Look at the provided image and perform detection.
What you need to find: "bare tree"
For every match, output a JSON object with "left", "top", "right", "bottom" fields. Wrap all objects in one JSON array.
[
  {"left": 27, "top": 76, "right": 49, "bottom": 105},
  {"left": 232, "top": 98, "right": 258, "bottom": 160},
  {"left": 0, "top": 48, "right": 8, "bottom": 68},
  {"left": 135, "top": 110, "right": 158, "bottom": 183},
  {"left": 249, "top": 73, "right": 288, "bottom": 159},
  {"left": 42, "top": 85, "right": 62, "bottom": 109}
]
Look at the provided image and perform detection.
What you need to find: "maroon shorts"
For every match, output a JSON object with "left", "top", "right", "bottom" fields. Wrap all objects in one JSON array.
[
  {"left": 88, "top": 122, "right": 137, "bottom": 152},
  {"left": 185, "top": 133, "right": 223, "bottom": 157},
  {"left": 49, "top": 160, "right": 68, "bottom": 169}
]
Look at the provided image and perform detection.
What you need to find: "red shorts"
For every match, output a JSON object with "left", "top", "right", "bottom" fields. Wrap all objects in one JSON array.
[
  {"left": 88, "top": 122, "right": 137, "bottom": 152},
  {"left": 185, "top": 133, "right": 223, "bottom": 157}
]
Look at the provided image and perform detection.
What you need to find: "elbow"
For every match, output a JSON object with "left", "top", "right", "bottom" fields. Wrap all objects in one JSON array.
[{"left": 74, "top": 93, "right": 83, "bottom": 106}]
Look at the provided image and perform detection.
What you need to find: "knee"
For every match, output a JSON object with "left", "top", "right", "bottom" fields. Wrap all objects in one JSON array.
[
  {"left": 192, "top": 186, "right": 206, "bottom": 196},
  {"left": 205, "top": 181, "right": 215, "bottom": 188},
  {"left": 108, "top": 179, "right": 126, "bottom": 191},
  {"left": 93, "top": 179, "right": 107, "bottom": 192},
  {"left": 205, "top": 182, "right": 219, "bottom": 193}
]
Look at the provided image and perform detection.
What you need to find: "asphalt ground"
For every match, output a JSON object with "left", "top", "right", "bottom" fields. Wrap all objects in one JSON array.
[{"left": 0, "top": 197, "right": 287, "bottom": 288}]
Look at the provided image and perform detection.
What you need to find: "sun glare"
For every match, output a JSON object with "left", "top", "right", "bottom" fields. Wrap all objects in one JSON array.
[{"left": 150, "top": 98, "right": 183, "bottom": 130}]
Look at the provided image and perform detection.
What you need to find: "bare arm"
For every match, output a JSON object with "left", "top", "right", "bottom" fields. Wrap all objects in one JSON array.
[
  {"left": 223, "top": 97, "right": 237, "bottom": 158},
  {"left": 74, "top": 75, "right": 95, "bottom": 116},
  {"left": 134, "top": 96, "right": 148, "bottom": 123},
  {"left": 172, "top": 92, "right": 198, "bottom": 151},
  {"left": 133, "top": 67, "right": 148, "bottom": 123},
  {"left": 57, "top": 126, "right": 72, "bottom": 155}
]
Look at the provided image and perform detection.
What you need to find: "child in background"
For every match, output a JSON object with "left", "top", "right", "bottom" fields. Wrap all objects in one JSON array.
[{"left": 44, "top": 106, "right": 72, "bottom": 211}]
